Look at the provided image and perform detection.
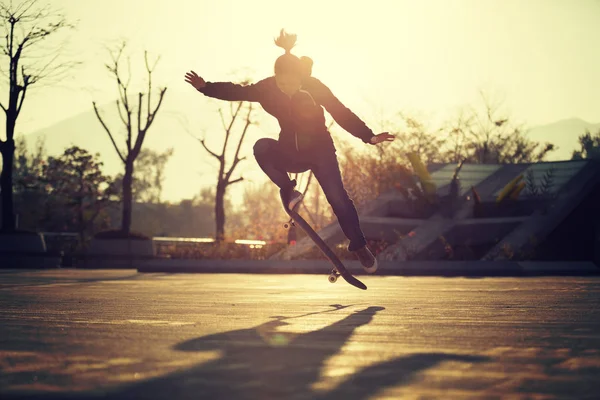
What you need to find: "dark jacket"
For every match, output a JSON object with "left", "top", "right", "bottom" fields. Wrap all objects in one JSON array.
[{"left": 198, "top": 76, "right": 374, "bottom": 153}]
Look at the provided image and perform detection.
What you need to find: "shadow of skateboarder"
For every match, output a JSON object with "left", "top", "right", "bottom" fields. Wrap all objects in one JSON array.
[
  {"left": 4, "top": 305, "right": 489, "bottom": 400},
  {"left": 110, "top": 305, "right": 488, "bottom": 400}
]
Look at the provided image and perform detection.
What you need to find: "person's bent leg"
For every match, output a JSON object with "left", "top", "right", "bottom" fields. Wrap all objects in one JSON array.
[
  {"left": 253, "top": 138, "right": 295, "bottom": 189},
  {"left": 253, "top": 138, "right": 305, "bottom": 210}
]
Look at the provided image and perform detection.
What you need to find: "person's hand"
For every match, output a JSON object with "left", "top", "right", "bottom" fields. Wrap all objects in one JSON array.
[
  {"left": 370, "top": 132, "right": 395, "bottom": 144},
  {"left": 184, "top": 71, "right": 206, "bottom": 91}
]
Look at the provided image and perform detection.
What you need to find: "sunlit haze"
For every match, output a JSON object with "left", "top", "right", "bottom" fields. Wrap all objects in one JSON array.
[{"left": 5, "top": 0, "right": 600, "bottom": 203}]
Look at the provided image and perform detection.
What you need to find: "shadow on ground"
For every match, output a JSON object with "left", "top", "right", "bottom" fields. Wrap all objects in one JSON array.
[{"left": 4, "top": 305, "right": 489, "bottom": 400}]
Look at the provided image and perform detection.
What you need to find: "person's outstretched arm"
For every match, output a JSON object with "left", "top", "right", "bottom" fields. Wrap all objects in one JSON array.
[
  {"left": 307, "top": 77, "right": 375, "bottom": 144},
  {"left": 184, "top": 70, "right": 263, "bottom": 102}
]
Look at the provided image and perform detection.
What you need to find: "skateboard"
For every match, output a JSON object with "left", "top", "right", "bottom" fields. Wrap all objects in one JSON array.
[{"left": 283, "top": 204, "right": 367, "bottom": 290}]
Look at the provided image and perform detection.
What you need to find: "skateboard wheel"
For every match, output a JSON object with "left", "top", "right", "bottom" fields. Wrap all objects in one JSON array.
[{"left": 328, "top": 274, "right": 338, "bottom": 283}]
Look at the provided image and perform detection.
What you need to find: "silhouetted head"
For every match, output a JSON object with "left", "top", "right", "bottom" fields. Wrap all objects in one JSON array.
[{"left": 273, "top": 29, "right": 312, "bottom": 96}]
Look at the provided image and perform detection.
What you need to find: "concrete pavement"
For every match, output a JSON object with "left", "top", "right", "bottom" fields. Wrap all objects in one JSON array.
[{"left": 1, "top": 269, "right": 599, "bottom": 399}]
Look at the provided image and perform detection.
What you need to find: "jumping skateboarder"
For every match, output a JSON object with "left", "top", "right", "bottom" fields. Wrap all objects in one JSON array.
[{"left": 184, "top": 30, "right": 394, "bottom": 273}]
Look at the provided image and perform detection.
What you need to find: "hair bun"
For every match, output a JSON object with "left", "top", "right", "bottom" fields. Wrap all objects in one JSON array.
[
  {"left": 274, "top": 29, "right": 297, "bottom": 54},
  {"left": 300, "top": 56, "right": 313, "bottom": 77}
]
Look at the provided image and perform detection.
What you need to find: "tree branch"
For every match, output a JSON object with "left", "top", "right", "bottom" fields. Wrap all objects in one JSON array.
[
  {"left": 181, "top": 115, "right": 222, "bottom": 168},
  {"left": 200, "top": 139, "right": 221, "bottom": 161},
  {"left": 92, "top": 101, "right": 125, "bottom": 163},
  {"left": 132, "top": 86, "right": 166, "bottom": 160},
  {"left": 134, "top": 91, "right": 143, "bottom": 155},
  {"left": 109, "top": 43, "right": 127, "bottom": 99},
  {"left": 221, "top": 101, "right": 243, "bottom": 160},
  {"left": 218, "top": 108, "right": 227, "bottom": 132},
  {"left": 141, "top": 87, "right": 166, "bottom": 134},
  {"left": 15, "top": 83, "right": 27, "bottom": 116},
  {"left": 103, "top": 43, "right": 133, "bottom": 153},
  {"left": 225, "top": 103, "right": 253, "bottom": 183},
  {"left": 228, "top": 177, "right": 244, "bottom": 185},
  {"left": 144, "top": 50, "right": 160, "bottom": 124},
  {"left": 116, "top": 99, "right": 128, "bottom": 126},
  {"left": 225, "top": 156, "right": 247, "bottom": 180},
  {"left": 15, "top": 65, "right": 30, "bottom": 116}
]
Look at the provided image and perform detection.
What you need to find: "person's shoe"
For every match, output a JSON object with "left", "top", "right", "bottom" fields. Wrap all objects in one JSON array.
[
  {"left": 355, "top": 246, "right": 378, "bottom": 273},
  {"left": 280, "top": 187, "right": 304, "bottom": 211}
]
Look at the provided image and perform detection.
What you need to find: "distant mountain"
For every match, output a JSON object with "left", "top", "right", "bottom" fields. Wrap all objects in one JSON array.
[{"left": 526, "top": 118, "right": 600, "bottom": 161}]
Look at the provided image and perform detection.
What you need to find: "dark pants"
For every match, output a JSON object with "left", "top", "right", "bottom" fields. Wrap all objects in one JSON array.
[{"left": 253, "top": 138, "right": 366, "bottom": 251}]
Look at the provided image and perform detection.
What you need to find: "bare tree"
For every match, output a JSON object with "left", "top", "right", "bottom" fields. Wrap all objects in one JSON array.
[
  {"left": 0, "top": 0, "right": 76, "bottom": 231},
  {"left": 92, "top": 42, "right": 167, "bottom": 236},
  {"left": 192, "top": 99, "right": 256, "bottom": 242}
]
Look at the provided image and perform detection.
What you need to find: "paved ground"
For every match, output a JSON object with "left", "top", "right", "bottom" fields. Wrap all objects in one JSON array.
[{"left": 1, "top": 269, "right": 599, "bottom": 399}]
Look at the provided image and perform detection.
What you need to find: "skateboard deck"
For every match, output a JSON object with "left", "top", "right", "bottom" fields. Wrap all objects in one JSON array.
[{"left": 283, "top": 205, "right": 367, "bottom": 290}]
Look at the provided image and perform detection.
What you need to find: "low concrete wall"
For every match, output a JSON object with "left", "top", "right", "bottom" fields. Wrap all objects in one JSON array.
[
  {"left": 87, "top": 238, "right": 155, "bottom": 256},
  {"left": 0, "top": 232, "right": 46, "bottom": 253},
  {"left": 77, "top": 238, "right": 155, "bottom": 269},
  {"left": 0, "top": 253, "right": 61, "bottom": 268},
  {"left": 0, "top": 233, "right": 60, "bottom": 268},
  {"left": 76, "top": 256, "right": 154, "bottom": 269}
]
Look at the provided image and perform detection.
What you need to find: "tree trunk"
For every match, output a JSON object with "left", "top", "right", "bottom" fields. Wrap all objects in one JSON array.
[
  {"left": 0, "top": 132, "right": 16, "bottom": 232},
  {"left": 121, "top": 161, "right": 134, "bottom": 235},
  {"left": 76, "top": 173, "right": 85, "bottom": 244},
  {"left": 215, "top": 181, "right": 226, "bottom": 242},
  {"left": 77, "top": 202, "right": 85, "bottom": 244},
  {"left": 594, "top": 186, "right": 600, "bottom": 267}
]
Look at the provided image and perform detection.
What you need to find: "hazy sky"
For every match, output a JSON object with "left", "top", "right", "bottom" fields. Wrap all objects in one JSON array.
[{"left": 10, "top": 0, "right": 600, "bottom": 135}]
